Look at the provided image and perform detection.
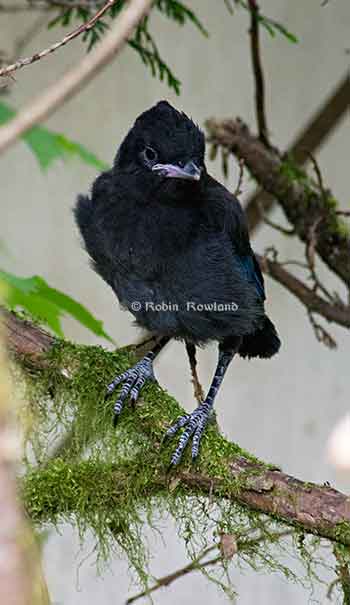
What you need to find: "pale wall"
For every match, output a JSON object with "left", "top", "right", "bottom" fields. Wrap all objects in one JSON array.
[{"left": 1, "top": 1, "right": 349, "bottom": 603}]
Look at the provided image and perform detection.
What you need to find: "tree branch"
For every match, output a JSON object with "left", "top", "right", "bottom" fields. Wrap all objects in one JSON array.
[
  {"left": 23, "top": 454, "right": 350, "bottom": 548},
  {"left": 4, "top": 310, "right": 350, "bottom": 547},
  {"left": 185, "top": 341, "right": 204, "bottom": 404},
  {"left": 256, "top": 253, "right": 350, "bottom": 330},
  {"left": 0, "top": 0, "right": 153, "bottom": 155},
  {"left": 247, "top": 0, "right": 269, "bottom": 146},
  {"left": 2, "top": 309, "right": 55, "bottom": 366},
  {"left": 0, "top": 0, "right": 120, "bottom": 78},
  {"left": 244, "top": 75, "right": 350, "bottom": 232},
  {"left": 205, "top": 116, "right": 350, "bottom": 287},
  {"left": 127, "top": 530, "right": 291, "bottom": 604},
  {"left": 126, "top": 545, "right": 220, "bottom": 604}
]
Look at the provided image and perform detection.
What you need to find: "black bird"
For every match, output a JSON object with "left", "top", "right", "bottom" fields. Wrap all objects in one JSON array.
[{"left": 74, "top": 101, "right": 281, "bottom": 465}]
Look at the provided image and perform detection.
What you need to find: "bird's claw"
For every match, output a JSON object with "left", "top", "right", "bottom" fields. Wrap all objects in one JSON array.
[
  {"left": 166, "top": 403, "right": 212, "bottom": 466},
  {"left": 107, "top": 356, "right": 156, "bottom": 423}
]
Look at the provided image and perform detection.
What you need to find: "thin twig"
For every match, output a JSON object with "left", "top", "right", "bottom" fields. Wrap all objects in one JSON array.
[
  {"left": 185, "top": 341, "right": 204, "bottom": 404},
  {"left": 257, "top": 200, "right": 296, "bottom": 236},
  {"left": 233, "top": 158, "right": 245, "bottom": 197},
  {"left": 308, "top": 152, "right": 327, "bottom": 203},
  {"left": 0, "top": 0, "right": 153, "bottom": 155},
  {"left": 126, "top": 530, "right": 293, "bottom": 604},
  {"left": 248, "top": 0, "right": 269, "bottom": 146},
  {"left": 257, "top": 253, "right": 350, "bottom": 329},
  {"left": 244, "top": 75, "right": 350, "bottom": 232},
  {"left": 205, "top": 116, "right": 350, "bottom": 286},
  {"left": 307, "top": 309, "right": 337, "bottom": 349},
  {"left": 304, "top": 216, "right": 336, "bottom": 305},
  {"left": 0, "top": 0, "right": 119, "bottom": 78},
  {"left": 126, "top": 545, "right": 220, "bottom": 604}
]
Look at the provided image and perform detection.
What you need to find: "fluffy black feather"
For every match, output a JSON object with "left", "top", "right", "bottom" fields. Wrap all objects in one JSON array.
[
  {"left": 74, "top": 101, "right": 281, "bottom": 463},
  {"left": 75, "top": 101, "right": 280, "bottom": 357}
]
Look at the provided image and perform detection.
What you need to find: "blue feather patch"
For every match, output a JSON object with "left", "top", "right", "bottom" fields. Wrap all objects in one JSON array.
[{"left": 238, "top": 255, "right": 265, "bottom": 300}]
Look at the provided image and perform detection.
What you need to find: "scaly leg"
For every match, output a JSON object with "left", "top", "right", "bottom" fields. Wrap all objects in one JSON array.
[
  {"left": 107, "top": 336, "right": 169, "bottom": 424},
  {"left": 166, "top": 338, "right": 241, "bottom": 465}
]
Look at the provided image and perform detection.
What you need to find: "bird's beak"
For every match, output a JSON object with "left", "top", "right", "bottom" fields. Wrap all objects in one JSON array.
[{"left": 152, "top": 160, "right": 202, "bottom": 181}]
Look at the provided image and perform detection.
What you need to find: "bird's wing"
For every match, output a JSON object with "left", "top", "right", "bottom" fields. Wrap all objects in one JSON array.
[
  {"left": 236, "top": 253, "right": 266, "bottom": 301},
  {"left": 204, "top": 176, "right": 266, "bottom": 301}
]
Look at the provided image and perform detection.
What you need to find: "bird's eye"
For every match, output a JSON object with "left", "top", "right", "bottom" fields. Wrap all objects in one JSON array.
[{"left": 142, "top": 146, "right": 158, "bottom": 165}]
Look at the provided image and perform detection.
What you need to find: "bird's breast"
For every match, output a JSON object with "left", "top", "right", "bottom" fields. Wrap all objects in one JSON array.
[{"left": 112, "top": 228, "right": 264, "bottom": 343}]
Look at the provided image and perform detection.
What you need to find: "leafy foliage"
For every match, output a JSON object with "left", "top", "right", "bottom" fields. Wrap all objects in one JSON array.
[
  {"left": 225, "top": 0, "right": 298, "bottom": 43},
  {"left": 155, "top": 0, "right": 208, "bottom": 36},
  {"left": 43, "top": 0, "right": 297, "bottom": 97},
  {"left": 0, "top": 101, "right": 109, "bottom": 171},
  {"left": 0, "top": 270, "right": 113, "bottom": 341},
  {"left": 129, "top": 18, "right": 181, "bottom": 94},
  {"left": 21, "top": 340, "right": 340, "bottom": 602},
  {"left": 258, "top": 15, "right": 298, "bottom": 43},
  {"left": 47, "top": 0, "right": 209, "bottom": 94}
]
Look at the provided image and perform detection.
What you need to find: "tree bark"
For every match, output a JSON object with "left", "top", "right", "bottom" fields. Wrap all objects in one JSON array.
[
  {"left": 4, "top": 310, "right": 350, "bottom": 547},
  {"left": 206, "top": 117, "right": 350, "bottom": 287},
  {"left": 245, "top": 75, "right": 350, "bottom": 233}
]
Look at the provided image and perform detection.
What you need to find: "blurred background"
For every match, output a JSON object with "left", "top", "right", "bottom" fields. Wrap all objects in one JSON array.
[{"left": 1, "top": 0, "right": 349, "bottom": 602}]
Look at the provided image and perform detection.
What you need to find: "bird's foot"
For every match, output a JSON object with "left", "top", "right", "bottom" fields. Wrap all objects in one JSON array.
[
  {"left": 165, "top": 402, "right": 213, "bottom": 466},
  {"left": 107, "top": 356, "right": 156, "bottom": 424}
]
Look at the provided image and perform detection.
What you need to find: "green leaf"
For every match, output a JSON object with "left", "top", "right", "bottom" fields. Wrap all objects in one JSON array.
[
  {"left": 0, "top": 101, "right": 109, "bottom": 171},
  {"left": 0, "top": 269, "right": 114, "bottom": 342},
  {"left": 267, "top": 19, "right": 299, "bottom": 43},
  {"left": 156, "top": 0, "right": 208, "bottom": 37},
  {"left": 129, "top": 39, "right": 181, "bottom": 95},
  {"left": 258, "top": 16, "right": 276, "bottom": 37},
  {"left": 230, "top": 2, "right": 298, "bottom": 44},
  {"left": 43, "top": 0, "right": 208, "bottom": 92}
]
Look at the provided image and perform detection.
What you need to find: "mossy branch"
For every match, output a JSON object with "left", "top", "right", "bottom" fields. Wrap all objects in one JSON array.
[
  {"left": 256, "top": 253, "right": 350, "bottom": 330},
  {"left": 205, "top": 116, "right": 350, "bottom": 287},
  {"left": 23, "top": 455, "right": 350, "bottom": 547},
  {"left": 3, "top": 308, "right": 350, "bottom": 550},
  {"left": 245, "top": 75, "right": 350, "bottom": 233}
]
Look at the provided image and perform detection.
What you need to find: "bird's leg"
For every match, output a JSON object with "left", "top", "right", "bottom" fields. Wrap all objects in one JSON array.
[
  {"left": 166, "top": 339, "right": 241, "bottom": 465},
  {"left": 107, "top": 336, "right": 169, "bottom": 424}
]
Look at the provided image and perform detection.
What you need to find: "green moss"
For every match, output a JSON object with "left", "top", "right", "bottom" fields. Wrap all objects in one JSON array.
[
  {"left": 24, "top": 338, "right": 264, "bottom": 473},
  {"left": 335, "top": 521, "right": 350, "bottom": 545},
  {"left": 17, "top": 338, "right": 346, "bottom": 597},
  {"left": 334, "top": 217, "right": 350, "bottom": 239},
  {"left": 280, "top": 158, "right": 310, "bottom": 188},
  {"left": 278, "top": 158, "right": 350, "bottom": 248}
]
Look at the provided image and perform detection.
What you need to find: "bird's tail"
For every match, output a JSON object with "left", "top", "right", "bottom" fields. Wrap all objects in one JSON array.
[{"left": 239, "top": 315, "right": 281, "bottom": 359}]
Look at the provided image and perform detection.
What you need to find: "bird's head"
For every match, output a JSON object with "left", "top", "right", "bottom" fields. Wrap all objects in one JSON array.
[{"left": 115, "top": 101, "right": 205, "bottom": 190}]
